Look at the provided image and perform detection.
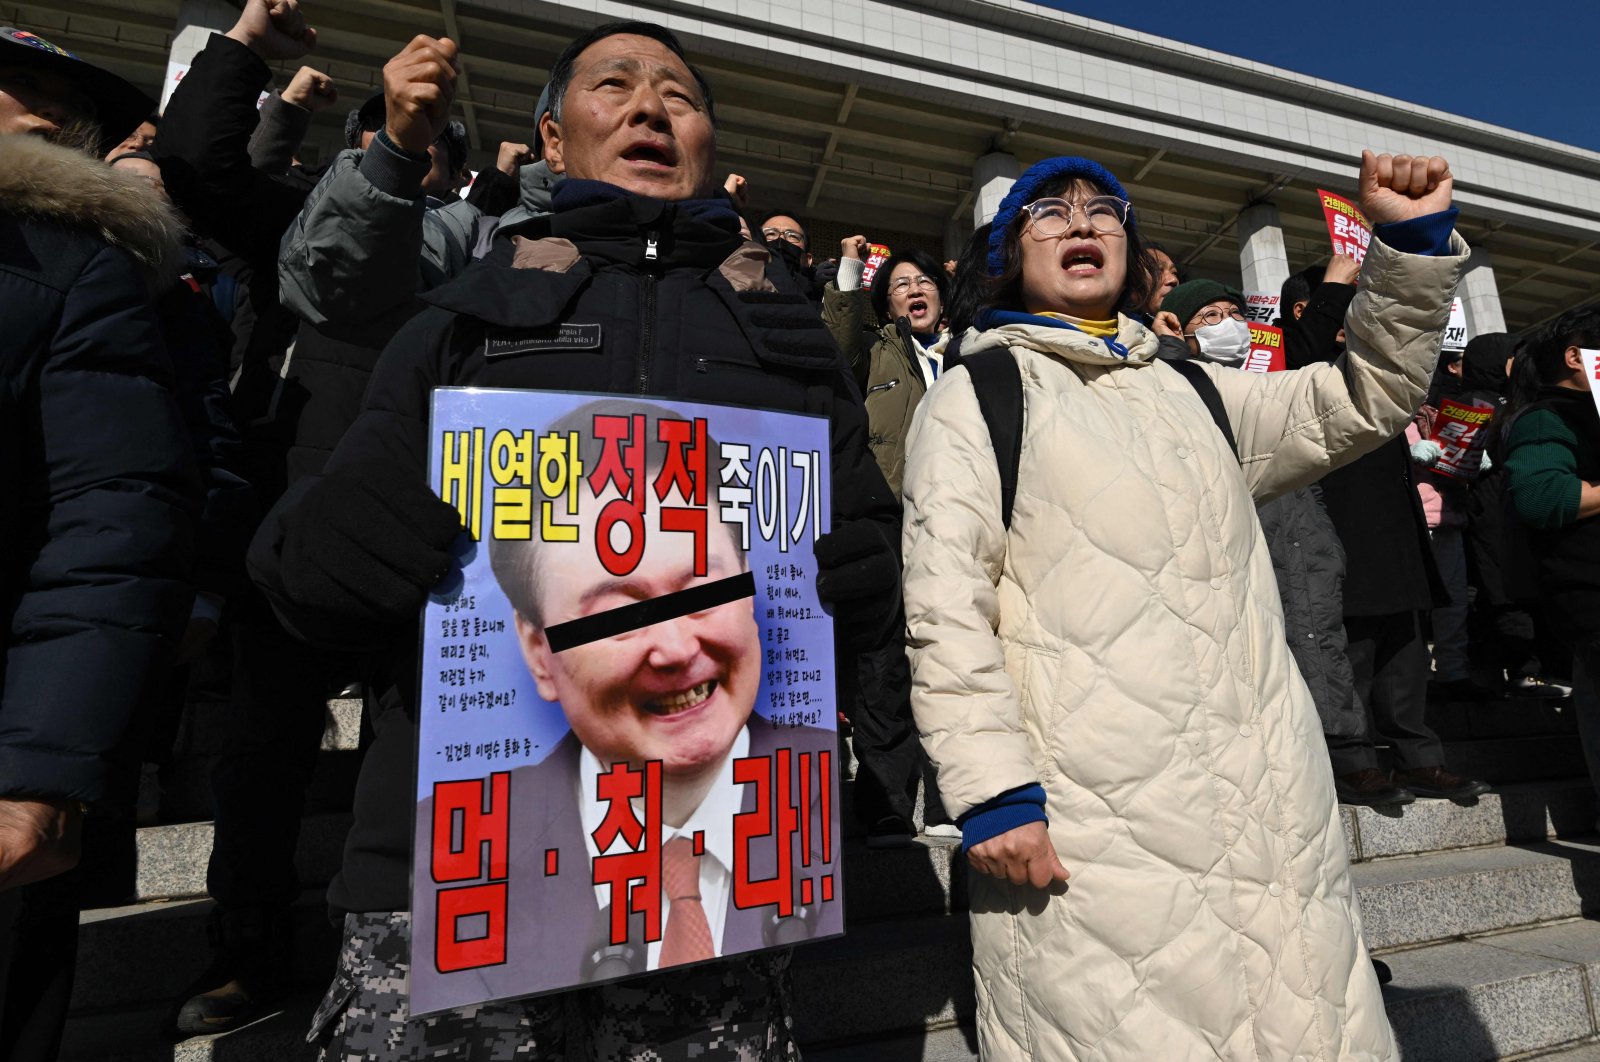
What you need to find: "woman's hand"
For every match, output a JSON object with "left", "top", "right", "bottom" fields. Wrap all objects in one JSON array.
[
  {"left": 1359, "top": 151, "right": 1453, "bottom": 226},
  {"left": 967, "top": 821, "right": 1071, "bottom": 888},
  {"left": 1150, "top": 310, "right": 1184, "bottom": 338},
  {"left": 840, "top": 235, "right": 869, "bottom": 261}
]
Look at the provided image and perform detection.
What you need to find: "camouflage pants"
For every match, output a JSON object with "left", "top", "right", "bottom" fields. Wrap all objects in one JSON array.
[{"left": 309, "top": 911, "right": 800, "bottom": 1061}]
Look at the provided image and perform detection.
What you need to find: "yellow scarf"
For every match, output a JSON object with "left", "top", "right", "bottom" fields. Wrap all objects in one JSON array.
[{"left": 1035, "top": 312, "right": 1119, "bottom": 338}]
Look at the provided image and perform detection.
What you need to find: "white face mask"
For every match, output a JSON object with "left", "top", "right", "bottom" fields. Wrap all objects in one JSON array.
[{"left": 1192, "top": 317, "right": 1252, "bottom": 364}]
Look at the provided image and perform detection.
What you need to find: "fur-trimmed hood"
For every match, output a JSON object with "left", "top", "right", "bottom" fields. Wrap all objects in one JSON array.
[{"left": 0, "top": 134, "right": 184, "bottom": 284}]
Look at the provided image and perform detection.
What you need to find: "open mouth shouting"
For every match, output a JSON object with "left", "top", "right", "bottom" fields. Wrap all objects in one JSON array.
[
  {"left": 622, "top": 137, "right": 677, "bottom": 172},
  {"left": 1060, "top": 240, "right": 1105, "bottom": 276},
  {"left": 906, "top": 294, "right": 933, "bottom": 326},
  {"left": 644, "top": 678, "right": 719, "bottom": 718}
]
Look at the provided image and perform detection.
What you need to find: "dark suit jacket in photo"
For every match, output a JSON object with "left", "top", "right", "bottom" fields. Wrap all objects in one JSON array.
[{"left": 412, "top": 719, "right": 843, "bottom": 1011}]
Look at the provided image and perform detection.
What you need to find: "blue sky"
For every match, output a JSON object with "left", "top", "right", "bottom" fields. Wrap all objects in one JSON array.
[{"left": 1036, "top": 1, "right": 1600, "bottom": 153}]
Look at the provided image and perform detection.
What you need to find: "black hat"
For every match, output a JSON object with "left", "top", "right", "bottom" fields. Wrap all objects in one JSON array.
[
  {"left": 0, "top": 27, "right": 155, "bottom": 151},
  {"left": 344, "top": 90, "right": 387, "bottom": 149}
]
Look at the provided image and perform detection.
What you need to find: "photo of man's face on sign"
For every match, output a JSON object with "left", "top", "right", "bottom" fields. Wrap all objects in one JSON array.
[{"left": 412, "top": 393, "right": 843, "bottom": 1015}]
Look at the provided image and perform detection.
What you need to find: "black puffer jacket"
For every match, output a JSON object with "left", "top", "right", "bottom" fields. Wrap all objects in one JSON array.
[
  {"left": 249, "top": 182, "right": 898, "bottom": 913},
  {"left": 1256, "top": 487, "right": 1362, "bottom": 739},
  {"left": 0, "top": 138, "right": 198, "bottom": 802}
]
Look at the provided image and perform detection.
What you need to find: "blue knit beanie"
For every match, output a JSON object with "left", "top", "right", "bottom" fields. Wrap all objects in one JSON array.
[{"left": 986, "top": 157, "right": 1134, "bottom": 276}]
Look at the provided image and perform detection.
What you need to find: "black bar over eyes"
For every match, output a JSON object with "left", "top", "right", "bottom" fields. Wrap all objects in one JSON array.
[{"left": 544, "top": 571, "right": 756, "bottom": 653}]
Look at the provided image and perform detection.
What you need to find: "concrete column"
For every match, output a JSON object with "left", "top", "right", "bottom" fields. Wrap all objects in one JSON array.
[
  {"left": 161, "top": 0, "right": 239, "bottom": 110},
  {"left": 1236, "top": 202, "right": 1290, "bottom": 297},
  {"left": 943, "top": 216, "right": 971, "bottom": 262},
  {"left": 1460, "top": 247, "right": 1508, "bottom": 338},
  {"left": 973, "top": 151, "right": 1020, "bottom": 229}
]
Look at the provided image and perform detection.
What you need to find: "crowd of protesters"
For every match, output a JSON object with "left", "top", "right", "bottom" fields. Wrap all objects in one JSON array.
[{"left": 0, "top": 1, "right": 1596, "bottom": 1059}]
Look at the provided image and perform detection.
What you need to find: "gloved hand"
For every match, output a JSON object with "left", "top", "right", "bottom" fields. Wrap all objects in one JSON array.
[
  {"left": 1480, "top": 450, "right": 1493, "bottom": 472},
  {"left": 1409, "top": 439, "right": 1443, "bottom": 466},
  {"left": 814, "top": 518, "right": 900, "bottom": 652},
  {"left": 279, "top": 465, "right": 463, "bottom": 625}
]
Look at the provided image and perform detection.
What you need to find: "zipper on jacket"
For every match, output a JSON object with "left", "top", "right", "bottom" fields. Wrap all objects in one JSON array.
[
  {"left": 866, "top": 380, "right": 899, "bottom": 395},
  {"left": 636, "top": 228, "right": 660, "bottom": 392}
]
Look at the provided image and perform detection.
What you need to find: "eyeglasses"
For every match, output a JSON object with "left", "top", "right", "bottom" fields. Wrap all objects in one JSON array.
[
  {"left": 1022, "top": 195, "right": 1131, "bottom": 236},
  {"left": 1192, "top": 306, "right": 1246, "bottom": 327},
  {"left": 888, "top": 275, "right": 938, "bottom": 295},
  {"left": 761, "top": 227, "right": 806, "bottom": 247}
]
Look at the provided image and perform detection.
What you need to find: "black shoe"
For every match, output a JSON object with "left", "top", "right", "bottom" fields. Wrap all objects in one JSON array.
[
  {"left": 1391, "top": 765, "right": 1490, "bottom": 800},
  {"left": 1335, "top": 768, "right": 1416, "bottom": 807},
  {"left": 1372, "top": 958, "right": 1393, "bottom": 985},
  {"left": 162, "top": 907, "right": 292, "bottom": 1042},
  {"left": 1508, "top": 674, "right": 1574, "bottom": 700}
]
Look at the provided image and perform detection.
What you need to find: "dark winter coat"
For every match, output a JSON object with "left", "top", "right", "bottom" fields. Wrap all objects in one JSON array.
[
  {"left": 0, "top": 137, "right": 198, "bottom": 802},
  {"left": 1280, "top": 278, "right": 1444, "bottom": 614},
  {"left": 154, "top": 247, "right": 258, "bottom": 603},
  {"left": 1256, "top": 487, "right": 1362, "bottom": 739},
  {"left": 150, "top": 31, "right": 321, "bottom": 502},
  {"left": 249, "top": 183, "right": 897, "bottom": 914},
  {"left": 1279, "top": 281, "right": 1356, "bottom": 371},
  {"left": 1505, "top": 387, "right": 1600, "bottom": 637}
]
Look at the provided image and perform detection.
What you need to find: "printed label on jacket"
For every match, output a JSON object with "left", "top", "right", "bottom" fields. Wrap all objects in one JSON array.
[{"left": 484, "top": 324, "right": 603, "bottom": 358}]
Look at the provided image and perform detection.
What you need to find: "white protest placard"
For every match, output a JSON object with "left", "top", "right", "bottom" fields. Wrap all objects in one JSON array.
[
  {"left": 1581, "top": 350, "right": 1600, "bottom": 422},
  {"left": 1443, "top": 298, "right": 1468, "bottom": 353}
]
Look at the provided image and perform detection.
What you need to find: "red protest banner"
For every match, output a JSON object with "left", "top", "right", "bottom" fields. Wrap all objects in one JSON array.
[
  {"left": 860, "top": 243, "right": 892, "bottom": 288},
  {"left": 1243, "top": 324, "right": 1285, "bottom": 374},
  {"left": 1317, "top": 189, "right": 1373, "bottom": 266},
  {"left": 1428, "top": 398, "right": 1496, "bottom": 481}
]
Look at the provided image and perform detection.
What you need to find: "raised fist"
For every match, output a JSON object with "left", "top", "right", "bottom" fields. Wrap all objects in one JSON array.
[
  {"left": 840, "top": 234, "right": 870, "bottom": 261},
  {"left": 1359, "top": 150, "right": 1453, "bottom": 227},
  {"left": 722, "top": 173, "right": 749, "bottom": 206},
  {"left": 1323, "top": 253, "right": 1360, "bottom": 287},
  {"left": 496, "top": 141, "right": 533, "bottom": 176},
  {"left": 282, "top": 66, "right": 338, "bottom": 113},
  {"left": 383, "top": 35, "right": 460, "bottom": 156},
  {"left": 225, "top": 0, "right": 316, "bottom": 61}
]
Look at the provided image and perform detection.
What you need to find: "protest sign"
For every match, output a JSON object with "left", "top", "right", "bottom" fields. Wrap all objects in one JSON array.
[
  {"left": 412, "top": 390, "right": 843, "bottom": 1014},
  {"left": 1443, "top": 298, "right": 1468, "bottom": 353},
  {"left": 1317, "top": 189, "right": 1373, "bottom": 266},
  {"left": 1428, "top": 398, "right": 1496, "bottom": 481},
  {"left": 859, "top": 243, "right": 892, "bottom": 288},
  {"left": 1244, "top": 323, "right": 1286, "bottom": 374},
  {"left": 1582, "top": 350, "right": 1600, "bottom": 423},
  {"left": 1243, "top": 292, "right": 1281, "bottom": 325}
]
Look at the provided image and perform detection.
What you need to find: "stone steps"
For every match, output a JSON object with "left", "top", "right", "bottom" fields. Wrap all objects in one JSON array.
[
  {"left": 1380, "top": 918, "right": 1600, "bottom": 1062},
  {"left": 1354, "top": 837, "right": 1600, "bottom": 951},
  {"left": 131, "top": 813, "right": 349, "bottom": 902}
]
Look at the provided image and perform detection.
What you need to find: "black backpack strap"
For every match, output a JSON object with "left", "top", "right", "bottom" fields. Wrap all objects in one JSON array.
[
  {"left": 1166, "top": 359, "right": 1238, "bottom": 458},
  {"left": 960, "top": 348, "right": 1024, "bottom": 530}
]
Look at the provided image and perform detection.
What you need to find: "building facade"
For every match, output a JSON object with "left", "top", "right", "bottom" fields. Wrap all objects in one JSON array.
[{"left": 24, "top": 0, "right": 1600, "bottom": 332}]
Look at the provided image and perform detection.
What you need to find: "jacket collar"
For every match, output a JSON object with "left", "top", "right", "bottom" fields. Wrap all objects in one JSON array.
[
  {"left": 0, "top": 134, "right": 184, "bottom": 285},
  {"left": 961, "top": 312, "right": 1159, "bottom": 368},
  {"left": 423, "top": 185, "right": 745, "bottom": 327}
]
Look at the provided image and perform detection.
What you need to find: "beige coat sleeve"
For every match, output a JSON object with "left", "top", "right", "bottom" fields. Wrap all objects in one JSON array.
[
  {"left": 1195, "top": 232, "right": 1470, "bottom": 501},
  {"left": 900, "top": 367, "right": 1038, "bottom": 819}
]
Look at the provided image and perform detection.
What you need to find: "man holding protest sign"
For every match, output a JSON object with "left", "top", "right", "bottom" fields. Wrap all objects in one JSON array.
[
  {"left": 248, "top": 19, "right": 896, "bottom": 1060},
  {"left": 404, "top": 398, "right": 841, "bottom": 1012}
]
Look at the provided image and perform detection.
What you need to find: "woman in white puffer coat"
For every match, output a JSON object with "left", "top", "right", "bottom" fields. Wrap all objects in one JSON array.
[{"left": 901, "top": 151, "right": 1467, "bottom": 1062}]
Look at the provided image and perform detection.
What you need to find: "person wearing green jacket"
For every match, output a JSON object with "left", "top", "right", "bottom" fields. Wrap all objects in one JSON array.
[{"left": 1505, "top": 308, "right": 1600, "bottom": 816}]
